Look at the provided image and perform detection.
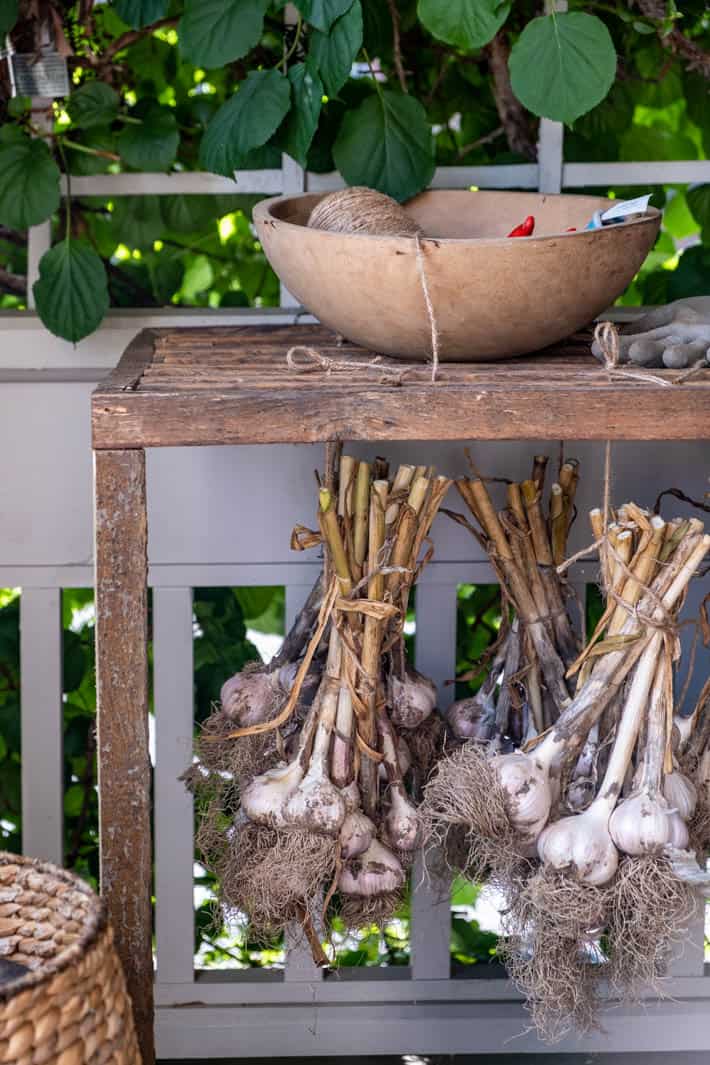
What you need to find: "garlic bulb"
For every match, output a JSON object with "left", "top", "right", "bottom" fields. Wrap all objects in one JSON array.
[
  {"left": 609, "top": 792, "right": 673, "bottom": 856},
  {"left": 283, "top": 761, "right": 346, "bottom": 836},
  {"left": 538, "top": 805, "right": 619, "bottom": 886},
  {"left": 221, "top": 668, "right": 277, "bottom": 726},
  {"left": 389, "top": 667, "right": 437, "bottom": 729},
  {"left": 241, "top": 760, "right": 303, "bottom": 827},
  {"left": 385, "top": 787, "right": 421, "bottom": 851},
  {"left": 667, "top": 811, "right": 690, "bottom": 850},
  {"left": 339, "top": 838, "right": 405, "bottom": 896},
  {"left": 663, "top": 770, "right": 697, "bottom": 820},
  {"left": 283, "top": 630, "right": 346, "bottom": 836},
  {"left": 493, "top": 751, "right": 553, "bottom": 837},
  {"left": 340, "top": 810, "right": 375, "bottom": 859},
  {"left": 446, "top": 693, "right": 496, "bottom": 743}
]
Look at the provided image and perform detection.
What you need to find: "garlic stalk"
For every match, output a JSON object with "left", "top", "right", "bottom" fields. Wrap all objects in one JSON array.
[
  {"left": 540, "top": 631, "right": 667, "bottom": 884},
  {"left": 282, "top": 631, "right": 346, "bottom": 836},
  {"left": 609, "top": 653, "right": 675, "bottom": 856},
  {"left": 240, "top": 675, "right": 324, "bottom": 826}
]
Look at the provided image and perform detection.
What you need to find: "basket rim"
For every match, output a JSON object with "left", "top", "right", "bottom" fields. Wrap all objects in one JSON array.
[{"left": 0, "top": 850, "right": 108, "bottom": 1003}]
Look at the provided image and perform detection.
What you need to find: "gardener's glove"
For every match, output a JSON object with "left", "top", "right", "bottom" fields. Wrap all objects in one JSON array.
[{"left": 592, "top": 295, "right": 710, "bottom": 369}]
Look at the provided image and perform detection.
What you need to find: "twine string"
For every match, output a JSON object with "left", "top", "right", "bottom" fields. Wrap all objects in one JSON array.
[{"left": 414, "top": 233, "right": 440, "bottom": 383}]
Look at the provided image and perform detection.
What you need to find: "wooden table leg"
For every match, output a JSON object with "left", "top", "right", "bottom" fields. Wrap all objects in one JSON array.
[{"left": 94, "top": 448, "right": 153, "bottom": 1064}]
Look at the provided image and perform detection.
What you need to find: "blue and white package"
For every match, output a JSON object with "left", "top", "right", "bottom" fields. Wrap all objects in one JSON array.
[{"left": 585, "top": 194, "right": 653, "bottom": 230}]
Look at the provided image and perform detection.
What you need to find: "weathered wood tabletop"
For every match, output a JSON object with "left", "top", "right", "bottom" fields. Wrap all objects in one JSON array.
[{"left": 92, "top": 324, "right": 710, "bottom": 448}]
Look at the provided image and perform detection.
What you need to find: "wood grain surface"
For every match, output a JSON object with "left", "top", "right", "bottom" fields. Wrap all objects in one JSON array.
[{"left": 92, "top": 325, "right": 710, "bottom": 448}]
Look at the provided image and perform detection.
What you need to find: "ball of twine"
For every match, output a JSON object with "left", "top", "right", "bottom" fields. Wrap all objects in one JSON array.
[{"left": 307, "top": 186, "right": 422, "bottom": 237}]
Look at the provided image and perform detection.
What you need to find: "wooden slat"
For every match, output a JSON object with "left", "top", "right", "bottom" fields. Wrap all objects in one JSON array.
[
  {"left": 94, "top": 448, "right": 154, "bottom": 1064},
  {"left": 154, "top": 587, "right": 196, "bottom": 986},
  {"left": 283, "top": 583, "right": 325, "bottom": 983},
  {"left": 19, "top": 587, "right": 63, "bottom": 866},
  {"left": 93, "top": 326, "right": 710, "bottom": 448}
]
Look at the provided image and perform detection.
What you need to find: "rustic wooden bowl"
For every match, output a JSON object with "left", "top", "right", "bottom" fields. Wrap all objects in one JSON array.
[{"left": 253, "top": 190, "right": 661, "bottom": 362}]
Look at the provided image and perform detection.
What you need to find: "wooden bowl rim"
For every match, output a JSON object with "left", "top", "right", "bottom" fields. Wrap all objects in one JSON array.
[{"left": 253, "top": 190, "right": 662, "bottom": 248}]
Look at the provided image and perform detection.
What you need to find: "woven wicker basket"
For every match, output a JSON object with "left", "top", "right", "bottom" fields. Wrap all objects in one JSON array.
[{"left": 0, "top": 852, "right": 141, "bottom": 1064}]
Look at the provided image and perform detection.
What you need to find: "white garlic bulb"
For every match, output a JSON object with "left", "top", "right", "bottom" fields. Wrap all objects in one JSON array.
[
  {"left": 493, "top": 751, "right": 553, "bottom": 837},
  {"left": 667, "top": 812, "right": 690, "bottom": 850},
  {"left": 241, "top": 760, "right": 303, "bottom": 827},
  {"left": 538, "top": 805, "right": 619, "bottom": 886},
  {"left": 385, "top": 788, "right": 421, "bottom": 852},
  {"left": 283, "top": 761, "right": 345, "bottom": 836},
  {"left": 339, "top": 838, "right": 405, "bottom": 897},
  {"left": 663, "top": 771, "right": 697, "bottom": 820},
  {"left": 609, "top": 792, "right": 672, "bottom": 856},
  {"left": 340, "top": 810, "right": 375, "bottom": 859}
]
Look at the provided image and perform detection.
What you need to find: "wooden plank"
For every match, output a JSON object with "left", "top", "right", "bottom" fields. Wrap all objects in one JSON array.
[
  {"left": 94, "top": 448, "right": 154, "bottom": 1064},
  {"left": 19, "top": 587, "right": 63, "bottom": 866},
  {"left": 93, "top": 377, "right": 710, "bottom": 448},
  {"left": 154, "top": 998, "right": 710, "bottom": 1059},
  {"left": 154, "top": 971, "right": 710, "bottom": 1007},
  {"left": 154, "top": 587, "right": 195, "bottom": 986}
]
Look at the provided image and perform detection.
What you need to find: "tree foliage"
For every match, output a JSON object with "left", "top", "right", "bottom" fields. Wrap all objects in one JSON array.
[{"left": 0, "top": 1, "right": 708, "bottom": 339}]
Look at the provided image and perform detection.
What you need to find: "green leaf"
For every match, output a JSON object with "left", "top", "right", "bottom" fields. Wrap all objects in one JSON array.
[
  {"left": 67, "top": 82, "right": 119, "bottom": 129},
  {"left": 7, "top": 95, "right": 30, "bottom": 117},
  {"left": 179, "top": 0, "right": 267, "bottom": 68},
  {"left": 64, "top": 784, "right": 85, "bottom": 818},
  {"left": 333, "top": 89, "right": 434, "bottom": 202},
  {"left": 112, "top": 195, "right": 164, "bottom": 248},
  {"left": 150, "top": 256, "right": 184, "bottom": 304},
  {"left": 112, "top": 0, "right": 169, "bottom": 29},
  {"left": 418, "top": 0, "right": 510, "bottom": 51},
  {"left": 161, "top": 195, "right": 216, "bottom": 233},
  {"left": 619, "top": 125, "right": 696, "bottom": 162},
  {"left": 117, "top": 100, "right": 179, "bottom": 170},
  {"left": 200, "top": 70, "right": 291, "bottom": 177},
  {"left": 0, "top": 0, "right": 18, "bottom": 37},
  {"left": 298, "top": 0, "right": 352, "bottom": 32},
  {"left": 663, "top": 190, "right": 699, "bottom": 240},
  {"left": 686, "top": 185, "right": 710, "bottom": 231},
  {"left": 0, "top": 135, "right": 61, "bottom": 228},
  {"left": 33, "top": 240, "right": 109, "bottom": 343},
  {"left": 309, "top": 0, "right": 362, "bottom": 97},
  {"left": 277, "top": 63, "right": 323, "bottom": 167},
  {"left": 509, "top": 12, "right": 616, "bottom": 124}
]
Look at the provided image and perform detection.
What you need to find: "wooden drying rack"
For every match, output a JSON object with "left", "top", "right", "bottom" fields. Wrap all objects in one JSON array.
[{"left": 91, "top": 324, "right": 710, "bottom": 1062}]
